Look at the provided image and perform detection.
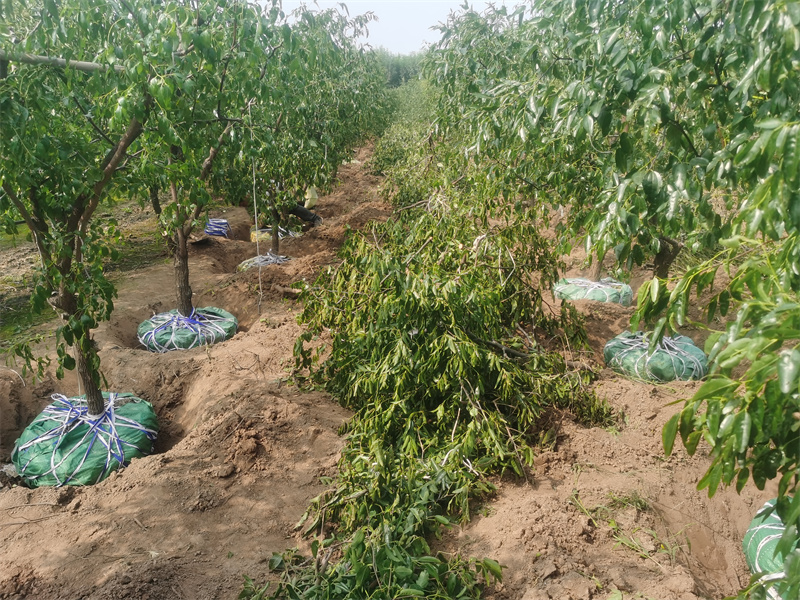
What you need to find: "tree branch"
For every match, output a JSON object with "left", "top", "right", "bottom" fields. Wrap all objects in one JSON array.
[
  {"left": 2, "top": 183, "right": 52, "bottom": 264},
  {"left": 0, "top": 49, "right": 123, "bottom": 73},
  {"left": 79, "top": 116, "right": 146, "bottom": 234},
  {"left": 260, "top": 42, "right": 284, "bottom": 80},
  {"left": 667, "top": 117, "right": 700, "bottom": 157},
  {"left": 72, "top": 96, "right": 116, "bottom": 146},
  {"left": 199, "top": 121, "right": 235, "bottom": 182},
  {"left": 465, "top": 330, "right": 531, "bottom": 359}
]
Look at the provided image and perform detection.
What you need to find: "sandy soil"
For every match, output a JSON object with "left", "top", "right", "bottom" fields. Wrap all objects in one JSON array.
[{"left": 0, "top": 147, "right": 769, "bottom": 600}]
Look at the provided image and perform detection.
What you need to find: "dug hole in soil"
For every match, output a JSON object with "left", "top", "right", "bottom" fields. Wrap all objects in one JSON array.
[{"left": 0, "top": 147, "right": 773, "bottom": 600}]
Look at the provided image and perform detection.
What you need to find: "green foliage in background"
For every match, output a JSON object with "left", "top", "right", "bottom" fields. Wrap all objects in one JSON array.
[
  {"left": 213, "top": 5, "right": 391, "bottom": 253},
  {"left": 370, "top": 80, "right": 437, "bottom": 177},
  {"left": 375, "top": 49, "right": 422, "bottom": 88}
]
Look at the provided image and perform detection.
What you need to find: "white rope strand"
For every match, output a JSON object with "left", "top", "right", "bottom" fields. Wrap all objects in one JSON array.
[
  {"left": 248, "top": 102, "right": 264, "bottom": 315},
  {"left": 238, "top": 253, "right": 291, "bottom": 271}
]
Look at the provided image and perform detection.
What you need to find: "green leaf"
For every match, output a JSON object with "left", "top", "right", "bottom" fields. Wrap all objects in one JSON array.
[
  {"left": 755, "top": 119, "right": 784, "bottom": 130},
  {"left": 663, "top": 413, "right": 679, "bottom": 456},
  {"left": 43, "top": 0, "right": 58, "bottom": 20},
  {"left": 415, "top": 570, "right": 429, "bottom": 590},
  {"left": 62, "top": 354, "right": 76, "bottom": 371},
  {"left": 650, "top": 277, "right": 660, "bottom": 303},
  {"left": 777, "top": 349, "right": 800, "bottom": 394},
  {"left": 776, "top": 525, "right": 799, "bottom": 561},
  {"left": 394, "top": 566, "right": 414, "bottom": 580},
  {"left": 693, "top": 377, "right": 738, "bottom": 402},
  {"left": 482, "top": 558, "right": 504, "bottom": 580},
  {"left": 735, "top": 412, "right": 752, "bottom": 454},
  {"left": 582, "top": 114, "right": 594, "bottom": 137},
  {"left": 684, "top": 431, "right": 702, "bottom": 455},
  {"left": 395, "top": 589, "right": 425, "bottom": 598},
  {"left": 697, "top": 463, "right": 723, "bottom": 496},
  {"left": 736, "top": 467, "right": 750, "bottom": 493}
]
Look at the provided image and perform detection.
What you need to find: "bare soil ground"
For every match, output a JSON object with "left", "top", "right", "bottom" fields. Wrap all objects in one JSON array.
[{"left": 0, "top": 147, "right": 769, "bottom": 600}]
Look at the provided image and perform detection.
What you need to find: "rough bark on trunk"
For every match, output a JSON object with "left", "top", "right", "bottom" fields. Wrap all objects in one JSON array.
[
  {"left": 76, "top": 337, "right": 104, "bottom": 416},
  {"left": 653, "top": 236, "right": 682, "bottom": 279},
  {"left": 175, "top": 227, "right": 193, "bottom": 317}
]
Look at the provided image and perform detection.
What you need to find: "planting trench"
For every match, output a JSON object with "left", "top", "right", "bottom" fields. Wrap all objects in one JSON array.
[{"left": 0, "top": 148, "right": 775, "bottom": 600}]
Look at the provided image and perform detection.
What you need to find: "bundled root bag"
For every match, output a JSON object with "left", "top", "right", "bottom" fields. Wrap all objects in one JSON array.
[
  {"left": 12, "top": 393, "right": 158, "bottom": 487},
  {"left": 603, "top": 331, "right": 707, "bottom": 382},
  {"left": 553, "top": 277, "right": 633, "bottom": 306},
  {"left": 138, "top": 307, "right": 238, "bottom": 353},
  {"left": 237, "top": 253, "right": 291, "bottom": 271},
  {"left": 743, "top": 499, "right": 796, "bottom": 600},
  {"left": 250, "top": 225, "right": 300, "bottom": 243},
  {"left": 204, "top": 218, "right": 231, "bottom": 237}
]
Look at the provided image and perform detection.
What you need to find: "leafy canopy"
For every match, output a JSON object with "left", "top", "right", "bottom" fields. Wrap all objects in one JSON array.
[{"left": 426, "top": 0, "right": 800, "bottom": 596}]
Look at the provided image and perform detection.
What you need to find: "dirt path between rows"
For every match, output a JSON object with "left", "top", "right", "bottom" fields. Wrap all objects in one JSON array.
[{"left": 1, "top": 147, "right": 771, "bottom": 600}]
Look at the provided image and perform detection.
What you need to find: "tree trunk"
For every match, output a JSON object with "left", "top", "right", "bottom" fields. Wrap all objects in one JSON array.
[
  {"left": 270, "top": 205, "right": 281, "bottom": 254},
  {"left": 53, "top": 289, "right": 104, "bottom": 415},
  {"left": 589, "top": 249, "right": 607, "bottom": 281},
  {"left": 76, "top": 336, "right": 104, "bottom": 416},
  {"left": 653, "top": 236, "right": 682, "bottom": 279},
  {"left": 175, "top": 227, "right": 193, "bottom": 317},
  {"left": 149, "top": 184, "right": 161, "bottom": 215}
]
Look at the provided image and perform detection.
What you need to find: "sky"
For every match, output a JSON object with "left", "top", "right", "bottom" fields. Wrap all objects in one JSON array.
[{"left": 280, "top": 1, "right": 512, "bottom": 55}]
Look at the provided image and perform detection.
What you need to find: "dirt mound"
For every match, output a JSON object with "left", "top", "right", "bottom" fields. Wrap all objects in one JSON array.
[{"left": 0, "top": 145, "right": 770, "bottom": 600}]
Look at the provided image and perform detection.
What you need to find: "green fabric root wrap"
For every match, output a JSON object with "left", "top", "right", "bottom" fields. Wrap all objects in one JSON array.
[
  {"left": 553, "top": 277, "right": 633, "bottom": 306},
  {"left": 137, "top": 306, "right": 238, "bottom": 353},
  {"left": 743, "top": 499, "right": 797, "bottom": 600},
  {"left": 12, "top": 393, "right": 159, "bottom": 488},
  {"left": 603, "top": 332, "right": 708, "bottom": 382}
]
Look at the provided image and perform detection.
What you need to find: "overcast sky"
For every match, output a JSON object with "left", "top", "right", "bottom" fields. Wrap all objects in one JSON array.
[{"left": 280, "top": 1, "right": 513, "bottom": 55}]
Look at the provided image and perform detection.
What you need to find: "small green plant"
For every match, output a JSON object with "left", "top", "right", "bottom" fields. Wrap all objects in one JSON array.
[
  {"left": 239, "top": 576, "right": 270, "bottom": 600},
  {"left": 570, "top": 490, "right": 684, "bottom": 568},
  {"left": 607, "top": 491, "right": 651, "bottom": 513}
]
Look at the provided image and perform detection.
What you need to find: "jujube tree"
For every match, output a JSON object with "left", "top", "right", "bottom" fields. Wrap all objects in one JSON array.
[
  {"left": 0, "top": 0, "right": 153, "bottom": 414},
  {"left": 427, "top": 0, "right": 800, "bottom": 595}
]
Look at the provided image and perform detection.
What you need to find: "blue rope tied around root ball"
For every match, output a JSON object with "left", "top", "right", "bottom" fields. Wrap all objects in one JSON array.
[
  {"left": 204, "top": 218, "right": 231, "bottom": 237},
  {"left": 137, "top": 307, "right": 238, "bottom": 353},
  {"left": 12, "top": 393, "right": 159, "bottom": 487}
]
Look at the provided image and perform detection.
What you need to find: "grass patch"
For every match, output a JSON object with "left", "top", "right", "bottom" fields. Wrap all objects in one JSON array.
[{"left": 0, "top": 224, "right": 32, "bottom": 252}]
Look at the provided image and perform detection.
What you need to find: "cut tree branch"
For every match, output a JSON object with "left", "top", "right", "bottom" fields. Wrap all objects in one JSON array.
[{"left": 0, "top": 49, "right": 123, "bottom": 73}]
